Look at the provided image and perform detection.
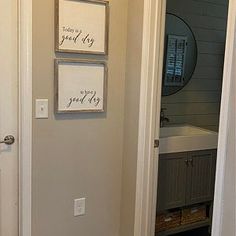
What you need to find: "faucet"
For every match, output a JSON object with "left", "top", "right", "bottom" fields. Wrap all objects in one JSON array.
[{"left": 160, "top": 108, "right": 170, "bottom": 127}]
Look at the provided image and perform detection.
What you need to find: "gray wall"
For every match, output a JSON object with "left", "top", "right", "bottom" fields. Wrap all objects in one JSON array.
[
  {"left": 32, "top": 0, "right": 128, "bottom": 235},
  {"left": 161, "top": 0, "right": 229, "bottom": 131},
  {"left": 120, "top": 0, "right": 144, "bottom": 234}
]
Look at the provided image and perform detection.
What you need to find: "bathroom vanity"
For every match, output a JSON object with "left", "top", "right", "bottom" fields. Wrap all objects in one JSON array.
[
  {"left": 157, "top": 149, "right": 216, "bottom": 211},
  {"left": 156, "top": 125, "right": 218, "bottom": 236}
]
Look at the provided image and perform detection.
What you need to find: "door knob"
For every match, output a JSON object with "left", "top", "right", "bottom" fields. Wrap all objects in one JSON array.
[
  {"left": 185, "top": 159, "right": 189, "bottom": 166},
  {"left": 189, "top": 158, "right": 193, "bottom": 166},
  {"left": 0, "top": 135, "right": 15, "bottom": 145}
]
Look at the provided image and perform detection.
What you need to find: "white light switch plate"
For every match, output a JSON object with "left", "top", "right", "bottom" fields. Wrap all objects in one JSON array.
[
  {"left": 35, "top": 99, "right": 48, "bottom": 119},
  {"left": 74, "top": 198, "right": 86, "bottom": 216}
]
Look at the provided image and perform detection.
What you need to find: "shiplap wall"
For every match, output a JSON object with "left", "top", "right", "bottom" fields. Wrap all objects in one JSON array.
[{"left": 161, "top": 0, "right": 229, "bottom": 131}]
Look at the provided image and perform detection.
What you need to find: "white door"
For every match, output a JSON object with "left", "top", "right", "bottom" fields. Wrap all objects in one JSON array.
[{"left": 0, "top": 0, "right": 18, "bottom": 235}]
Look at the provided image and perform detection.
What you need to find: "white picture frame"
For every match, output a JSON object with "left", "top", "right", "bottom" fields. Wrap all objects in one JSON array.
[
  {"left": 55, "top": 59, "right": 107, "bottom": 113},
  {"left": 55, "top": 0, "right": 109, "bottom": 55}
]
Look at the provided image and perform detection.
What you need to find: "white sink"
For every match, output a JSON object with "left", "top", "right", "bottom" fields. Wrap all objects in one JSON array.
[{"left": 159, "top": 125, "right": 218, "bottom": 154}]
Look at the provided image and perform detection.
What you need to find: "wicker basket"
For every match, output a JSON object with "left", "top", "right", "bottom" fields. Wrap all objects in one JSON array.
[
  {"left": 156, "top": 211, "right": 181, "bottom": 232},
  {"left": 181, "top": 205, "right": 206, "bottom": 225}
]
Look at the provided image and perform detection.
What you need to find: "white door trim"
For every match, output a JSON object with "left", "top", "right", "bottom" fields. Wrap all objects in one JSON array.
[
  {"left": 134, "top": 0, "right": 233, "bottom": 236},
  {"left": 134, "top": 0, "right": 166, "bottom": 235},
  {"left": 18, "top": 0, "right": 32, "bottom": 236},
  {"left": 211, "top": 1, "right": 235, "bottom": 235}
]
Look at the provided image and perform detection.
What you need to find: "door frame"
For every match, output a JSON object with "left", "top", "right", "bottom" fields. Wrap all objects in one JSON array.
[
  {"left": 134, "top": 0, "right": 234, "bottom": 236},
  {"left": 19, "top": 0, "right": 32, "bottom": 236},
  {"left": 211, "top": 1, "right": 236, "bottom": 235},
  {"left": 133, "top": 0, "right": 166, "bottom": 235}
]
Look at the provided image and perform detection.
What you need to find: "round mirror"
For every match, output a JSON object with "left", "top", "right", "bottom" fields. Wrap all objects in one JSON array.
[{"left": 162, "top": 13, "right": 197, "bottom": 96}]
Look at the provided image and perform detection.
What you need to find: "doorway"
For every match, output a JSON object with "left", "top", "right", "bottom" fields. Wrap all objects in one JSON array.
[
  {"left": 133, "top": 0, "right": 235, "bottom": 236},
  {"left": 155, "top": 0, "right": 229, "bottom": 235}
]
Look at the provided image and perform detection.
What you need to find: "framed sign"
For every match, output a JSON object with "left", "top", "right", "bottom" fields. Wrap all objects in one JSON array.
[
  {"left": 164, "top": 35, "right": 187, "bottom": 87},
  {"left": 55, "top": 0, "right": 109, "bottom": 55},
  {"left": 55, "top": 59, "right": 107, "bottom": 113}
]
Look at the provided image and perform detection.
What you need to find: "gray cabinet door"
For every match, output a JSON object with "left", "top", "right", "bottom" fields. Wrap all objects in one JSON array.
[
  {"left": 186, "top": 150, "right": 216, "bottom": 205},
  {"left": 157, "top": 153, "right": 188, "bottom": 211}
]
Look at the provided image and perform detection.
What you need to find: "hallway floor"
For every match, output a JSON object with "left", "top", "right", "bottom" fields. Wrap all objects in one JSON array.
[{"left": 173, "top": 227, "right": 210, "bottom": 236}]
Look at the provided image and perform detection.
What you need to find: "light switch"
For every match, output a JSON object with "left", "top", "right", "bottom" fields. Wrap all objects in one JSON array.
[
  {"left": 74, "top": 198, "right": 86, "bottom": 216},
  {"left": 35, "top": 99, "right": 48, "bottom": 119}
]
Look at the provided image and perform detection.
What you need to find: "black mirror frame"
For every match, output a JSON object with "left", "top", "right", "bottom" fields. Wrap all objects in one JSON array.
[{"left": 162, "top": 13, "right": 198, "bottom": 97}]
